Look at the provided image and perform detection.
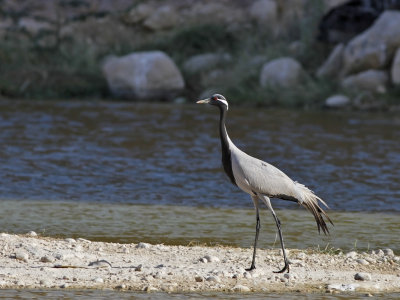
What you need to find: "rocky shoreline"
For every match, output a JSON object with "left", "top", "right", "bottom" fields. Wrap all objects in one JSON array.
[{"left": 0, "top": 233, "right": 399, "bottom": 294}]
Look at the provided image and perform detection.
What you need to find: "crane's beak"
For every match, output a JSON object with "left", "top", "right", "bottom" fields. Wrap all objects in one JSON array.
[{"left": 196, "top": 98, "right": 210, "bottom": 104}]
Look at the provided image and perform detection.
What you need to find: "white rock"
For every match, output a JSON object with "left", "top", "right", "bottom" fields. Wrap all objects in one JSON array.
[
  {"left": 341, "top": 70, "right": 389, "bottom": 93},
  {"left": 206, "top": 275, "right": 220, "bottom": 282},
  {"left": 65, "top": 238, "right": 76, "bottom": 243},
  {"left": 354, "top": 272, "right": 372, "bottom": 281},
  {"left": 102, "top": 51, "right": 184, "bottom": 100},
  {"left": 325, "top": 94, "right": 350, "bottom": 108},
  {"left": 260, "top": 57, "right": 304, "bottom": 88},
  {"left": 296, "top": 252, "right": 306, "bottom": 260},
  {"left": 342, "top": 11, "right": 400, "bottom": 75},
  {"left": 203, "top": 255, "right": 220, "bottom": 263},
  {"left": 136, "top": 242, "right": 151, "bottom": 249},
  {"left": 317, "top": 43, "right": 344, "bottom": 78},
  {"left": 27, "top": 231, "right": 37, "bottom": 237},
  {"left": 93, "top": 277, "right": 104, "bottom": 283},
  {"left": 233, "top": 284, "right": 250, "bottom": 292},
  {"left": 345, "top": 251, "right": 357, "bottom": 259},
  {"left": 392, "top": 48, "right": 400, "bottom": 85},
  {"left": 383, "top": 248, "right": 394, "bottom": 257},
  {"left": 327, "top": 283, "right": 359, "bottom": 291},
  {"left": 15, "top": 251, "right": 29, "bottom": 262}
]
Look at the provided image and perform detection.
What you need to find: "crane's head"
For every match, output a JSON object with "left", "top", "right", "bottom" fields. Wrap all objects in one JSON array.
[{"left": 196, "top": 94, "right": 228, "bottom": 110}]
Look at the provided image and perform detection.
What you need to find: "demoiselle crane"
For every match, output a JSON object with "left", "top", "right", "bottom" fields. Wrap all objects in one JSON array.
[{"left": 197, "top": 94, "right": 333, "bottom": 273}]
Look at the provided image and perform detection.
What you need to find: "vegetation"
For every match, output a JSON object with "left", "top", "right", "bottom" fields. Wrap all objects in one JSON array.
[{"left": 0, "top": 0, "right": 398, "bottom": 108}]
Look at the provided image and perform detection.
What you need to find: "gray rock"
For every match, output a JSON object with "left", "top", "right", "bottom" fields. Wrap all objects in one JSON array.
[
  {"left": 356, "top": 259, "right": 369, "bottom": 265},
  {"left": 206, "top": 275, "right": 220, "bottom": 282},
  {"left": 249, "top": 0, "right": 278, "bottom": 27},
  {"left": 354, "top": 272, "right": 372, "bottom": 281},
  {"left": 40, "top": 256, "right": 55, "bottom": 263},
  {"left": 136, "top": 242, "right": 151, "bottom": 249},
  {"left": 391, "top": 48, "right": 400, "bottom": 85},
  {"left": 342, "top": 11, "right": 400, "bottom": 75},
  {"left": 143, "top": 5, "right": 179, "bottom": 31},
  {"left": 345, "top": 251, "right": 357, "bottom": 259},
  {"left": 383, "top": 248, "right": 394, "bottom": 257},
  {"left": 317, "top": 43, "right": 344, "bottom": 78},
  {"left": 194, "top": 275, "right": 203, "bottom": 282},
  {"left": 233, "top": 284, "right": 251, "bottom": 292},
  {"left": 260, "top": 57, "right": 304, "bottom": 88},
  {"left": 183, "top": 53, "right": 232, "bottom": 74},
  {"left": 325, "top": 94, "right": 350, "bottom": 108},
  {"left": 102, "top": 51, "right": 184, "bottom": 100},
  {"left": 203, "top": 255, "right": 220, "bottom": 263},
  {"left": 327, "top": 283, "right": 359, "bottom": 291},
  {"left": 27, "top": 231, "right": 38, "bottom": 237},
  {"left": 341, "top": 70, "right": 388, "bottom": 93}
]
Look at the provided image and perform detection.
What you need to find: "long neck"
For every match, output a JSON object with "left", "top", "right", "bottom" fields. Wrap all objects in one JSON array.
[{"left": 219, "top": 107, "right": 237, "bottom": 186}]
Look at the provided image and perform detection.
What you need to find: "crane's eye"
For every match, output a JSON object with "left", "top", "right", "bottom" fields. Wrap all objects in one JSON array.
[{"left": 212, "top": 96, "right": 218, "bottom": 101}]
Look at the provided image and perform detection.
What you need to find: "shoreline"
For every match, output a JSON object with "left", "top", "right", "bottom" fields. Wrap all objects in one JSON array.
[{"left": 0, "top": 233, "right": 399, "bottom": 294}]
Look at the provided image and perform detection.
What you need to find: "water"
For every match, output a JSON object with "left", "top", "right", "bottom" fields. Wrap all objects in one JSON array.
[{"left": 0, "top": 100, "right": 399, "bottom": 297}]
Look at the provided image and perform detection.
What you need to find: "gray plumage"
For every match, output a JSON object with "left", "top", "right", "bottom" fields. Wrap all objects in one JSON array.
[{"left": 197, "top": 93, "right": 333, "bottom": 273}]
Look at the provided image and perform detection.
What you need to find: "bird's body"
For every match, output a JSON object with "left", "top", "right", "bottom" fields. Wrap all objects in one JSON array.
[{"left": 197, "top": 94, "right": 333, "bottom": 273}]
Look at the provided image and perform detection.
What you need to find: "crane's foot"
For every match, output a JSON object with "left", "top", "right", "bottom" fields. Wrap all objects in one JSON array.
[
  {"left": 245, "top": 265, "right": 256, "bottom": 271},
  {"left": 273, "top": 262, "right": 290, "bottom": 273}
]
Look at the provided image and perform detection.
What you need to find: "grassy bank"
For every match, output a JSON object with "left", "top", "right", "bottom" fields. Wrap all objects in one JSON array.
[{"left": 0, "top": 2, "right": 399, "bottom": 108}]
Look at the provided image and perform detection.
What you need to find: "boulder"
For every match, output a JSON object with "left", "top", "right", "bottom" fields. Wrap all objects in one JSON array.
[
  {"left": 391, "top": 47, "right": 400, "bottom": 85},
  {"left": 249, "top": 0, "right": 278, "bottom": 27},
  {"left": 143, "top": 5, "right": 179, "bottom": 31},
  {"left": 260, "top": 57, "right": 304, "bottom": 88},
  {"left": 183, "top": 53, "right": 232, "bottom": 73},
  {"left": 316, "top": 43, "right": 344, "bottom": 78},
  {"left": 342, "top": 11, "right": 400, "bottom": 75},
  {"left": 102, "top": 51, "right": 185, "bottom": 100},
  {"left": 324, "top": 94, "right": 350, "bottom": 108},
  {"left": 341, "top": 70, "right": 389, "bottom": 93}
]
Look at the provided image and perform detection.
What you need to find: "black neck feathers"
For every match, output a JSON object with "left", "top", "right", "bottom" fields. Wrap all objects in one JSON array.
[{"left": 218, "top": 106, "right": 237, "bottom": 186}]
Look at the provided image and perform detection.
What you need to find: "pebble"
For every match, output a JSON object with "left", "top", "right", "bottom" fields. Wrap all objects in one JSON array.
[
  {"left": 232, "top": 285, "right": 250, "bottom": 292},
  {"left": 136, "top": 242, "right": 151, "bottom": 249},
  {"left": 135, "top": 264, "right": 142, "bottom": 271},
  {"left": 372, "top": 249, "right": 384, "bottom": 257},
  {"left": 356, "top": 259, "right": 369, "bottom": 265},
  {"left": 194, "top": 275, "right": 203, "bottom": 282},
  {"left": 40, "top": 256, "right": 55, "bottom": 263},
  {"left": 354, "top": 272, "right": 372, "bottom": 281},
  {"left": 206, "top": 276, "right": 220, "bottom": 283},
  {"left": 296, "top": 252, "right": 306, "bottom": 260},
  {"left": 27, "top": 231, "right": 37, "bottom": 237},
  {"left": 77, "top": 238, "right": 91, "bottom": 243},
  {"left": 64, "top": 238, "right": 76, "bottom": 243},
  {"left": 345, "top": 251, "right": 357, "bottom": 259},
  {"left": 15, "top": 251, "right": 29, "bottom": 262},
  {"left": 383, "top": 248, "right": 394, "bottom": 257},
  {"left": 144, "top": 285, "right": 158, "bottom": 292},
  {"left": 93, "top": 277, "right": 104, "bottom": 283},
  {"left": 88, "top": 260, "right": 112, "bottom": 268},
  {"left": 203, "top": 255, "right": 220, "bottom": 263},
  {"left": 60, "top": 283, "right": 69, "bottom": 288},
  {"left": 327, "top": 283, "right": 359, "bottom": 291}
]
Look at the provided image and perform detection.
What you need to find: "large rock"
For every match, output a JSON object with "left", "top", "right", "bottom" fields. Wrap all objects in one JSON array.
[
  {"left": 342, "top": 11, "right": 400, "bottom": 75},
  {"left": 249, "top": 0, "right": 278, "bottom": 26},
  {"left": 183, "top": 53, "right": 232, "bottom": 73},
  {"left": 316, "top": 43, "right": 344, "bottom": 78},
  {"left": 143, "top": 5, "right": 179, "bottom": 31},
  {"left": 102, "top": 51, "right": 185, "bottom": 100},
  {"left": 260, "top": 57, "right": 304, "bottom": 88},
  {"left": 391, "top": 47, "right": 400, "bottom": 85},
  {"left": 341, "top": 70, "right": 389, "bottom": 93}
]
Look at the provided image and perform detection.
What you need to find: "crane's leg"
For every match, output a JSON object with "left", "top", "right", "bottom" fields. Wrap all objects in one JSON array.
[
  {"left": 246, "top": 195, "right": 260, "bottom": 271},
  {"left": 259, "top": 195, "right": 290, "bottom": 273}
]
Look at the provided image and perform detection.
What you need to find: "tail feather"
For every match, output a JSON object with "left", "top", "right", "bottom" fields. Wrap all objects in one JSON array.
[{"left": 295, "top": 182, "right": 333, "bottom": 235}]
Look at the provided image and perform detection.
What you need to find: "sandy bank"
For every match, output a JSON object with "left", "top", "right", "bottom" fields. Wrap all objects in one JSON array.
[{"left": 0, "top": 233, "right": 399, "bottom": 294}]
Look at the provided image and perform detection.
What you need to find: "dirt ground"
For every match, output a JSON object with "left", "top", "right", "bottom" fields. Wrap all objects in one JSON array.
[{"left": 0, "top": 233, "right": 399, "bottom": 294}]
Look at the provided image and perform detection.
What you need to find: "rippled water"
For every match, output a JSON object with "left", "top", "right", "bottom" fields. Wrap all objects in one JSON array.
[{"left": 1, "top": 100, "right": 399, "bottom": 298}]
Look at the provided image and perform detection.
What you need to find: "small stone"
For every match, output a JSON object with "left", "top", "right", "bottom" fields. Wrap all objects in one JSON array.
[
  {"left": 88, "top": 260, "right": 112, "bottom": 268},
  {"left": 77, "top": 238, "right": 91, "bottom": 243},
  {"left": 15, "top": 251, "right": 29, "bottom": 262},
  {"left": 203, "top": 255, "right": 220, "bottom": 263},
  {"left": 206, "top": 276, "right": 220, "bottom": 282},
  {"left": 372, "top": 249, "right": 384, "bottom": 257},
  {"left": 136, "top": 242, "right": 151, "bottom": 249},
  {"left": 144, "top": 285, "right": 158, "bottom": 292},
  {"left": 345, "top": 251, "right": 357, "bottom": 259},
  {"left": 383, "top": 248, "right": 394, "bottom": 257},
  {"left": 356, "top": 259, "right": 369, "bottom": 265},
  {"left": 27, "top": 231, "right": 37, "bottom": 237},
  {"left": 93, "top": 277, "right": 104, "bottom": 283},
  {"left": 135, "top": 264, "right": 142, "bottom": 271},
  {"left": 199, "top": 257, "right": 208, "bottom": 263},
  {"left": 116, "top": 284, "right": 126, "bottom": 289},
  {"left": 40, "top": 256, "right": 55, "bottom": 263},
  {"left": 327, "top": 283, "right": 359, "bottom": 291},
  {"left": 233, "top": 285, "right": 251, "bottom": 292},
  {"left": 297, "top": 252, "right": 306, "bottom": 260},
  {"left": 194, "top": 275, "right": 203, "bottom": 282},
  {"left": 60, "top": 283, "right": 68, "bottom": 288},
  {"left": 354, "top": 272, "right": 372, "bottom": 281},
  {"left": 325, "top": 95, "right": 350, "bottom": 108},
  {"left": 64, "top": 238, "right": 76, "bottom": 243}
]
